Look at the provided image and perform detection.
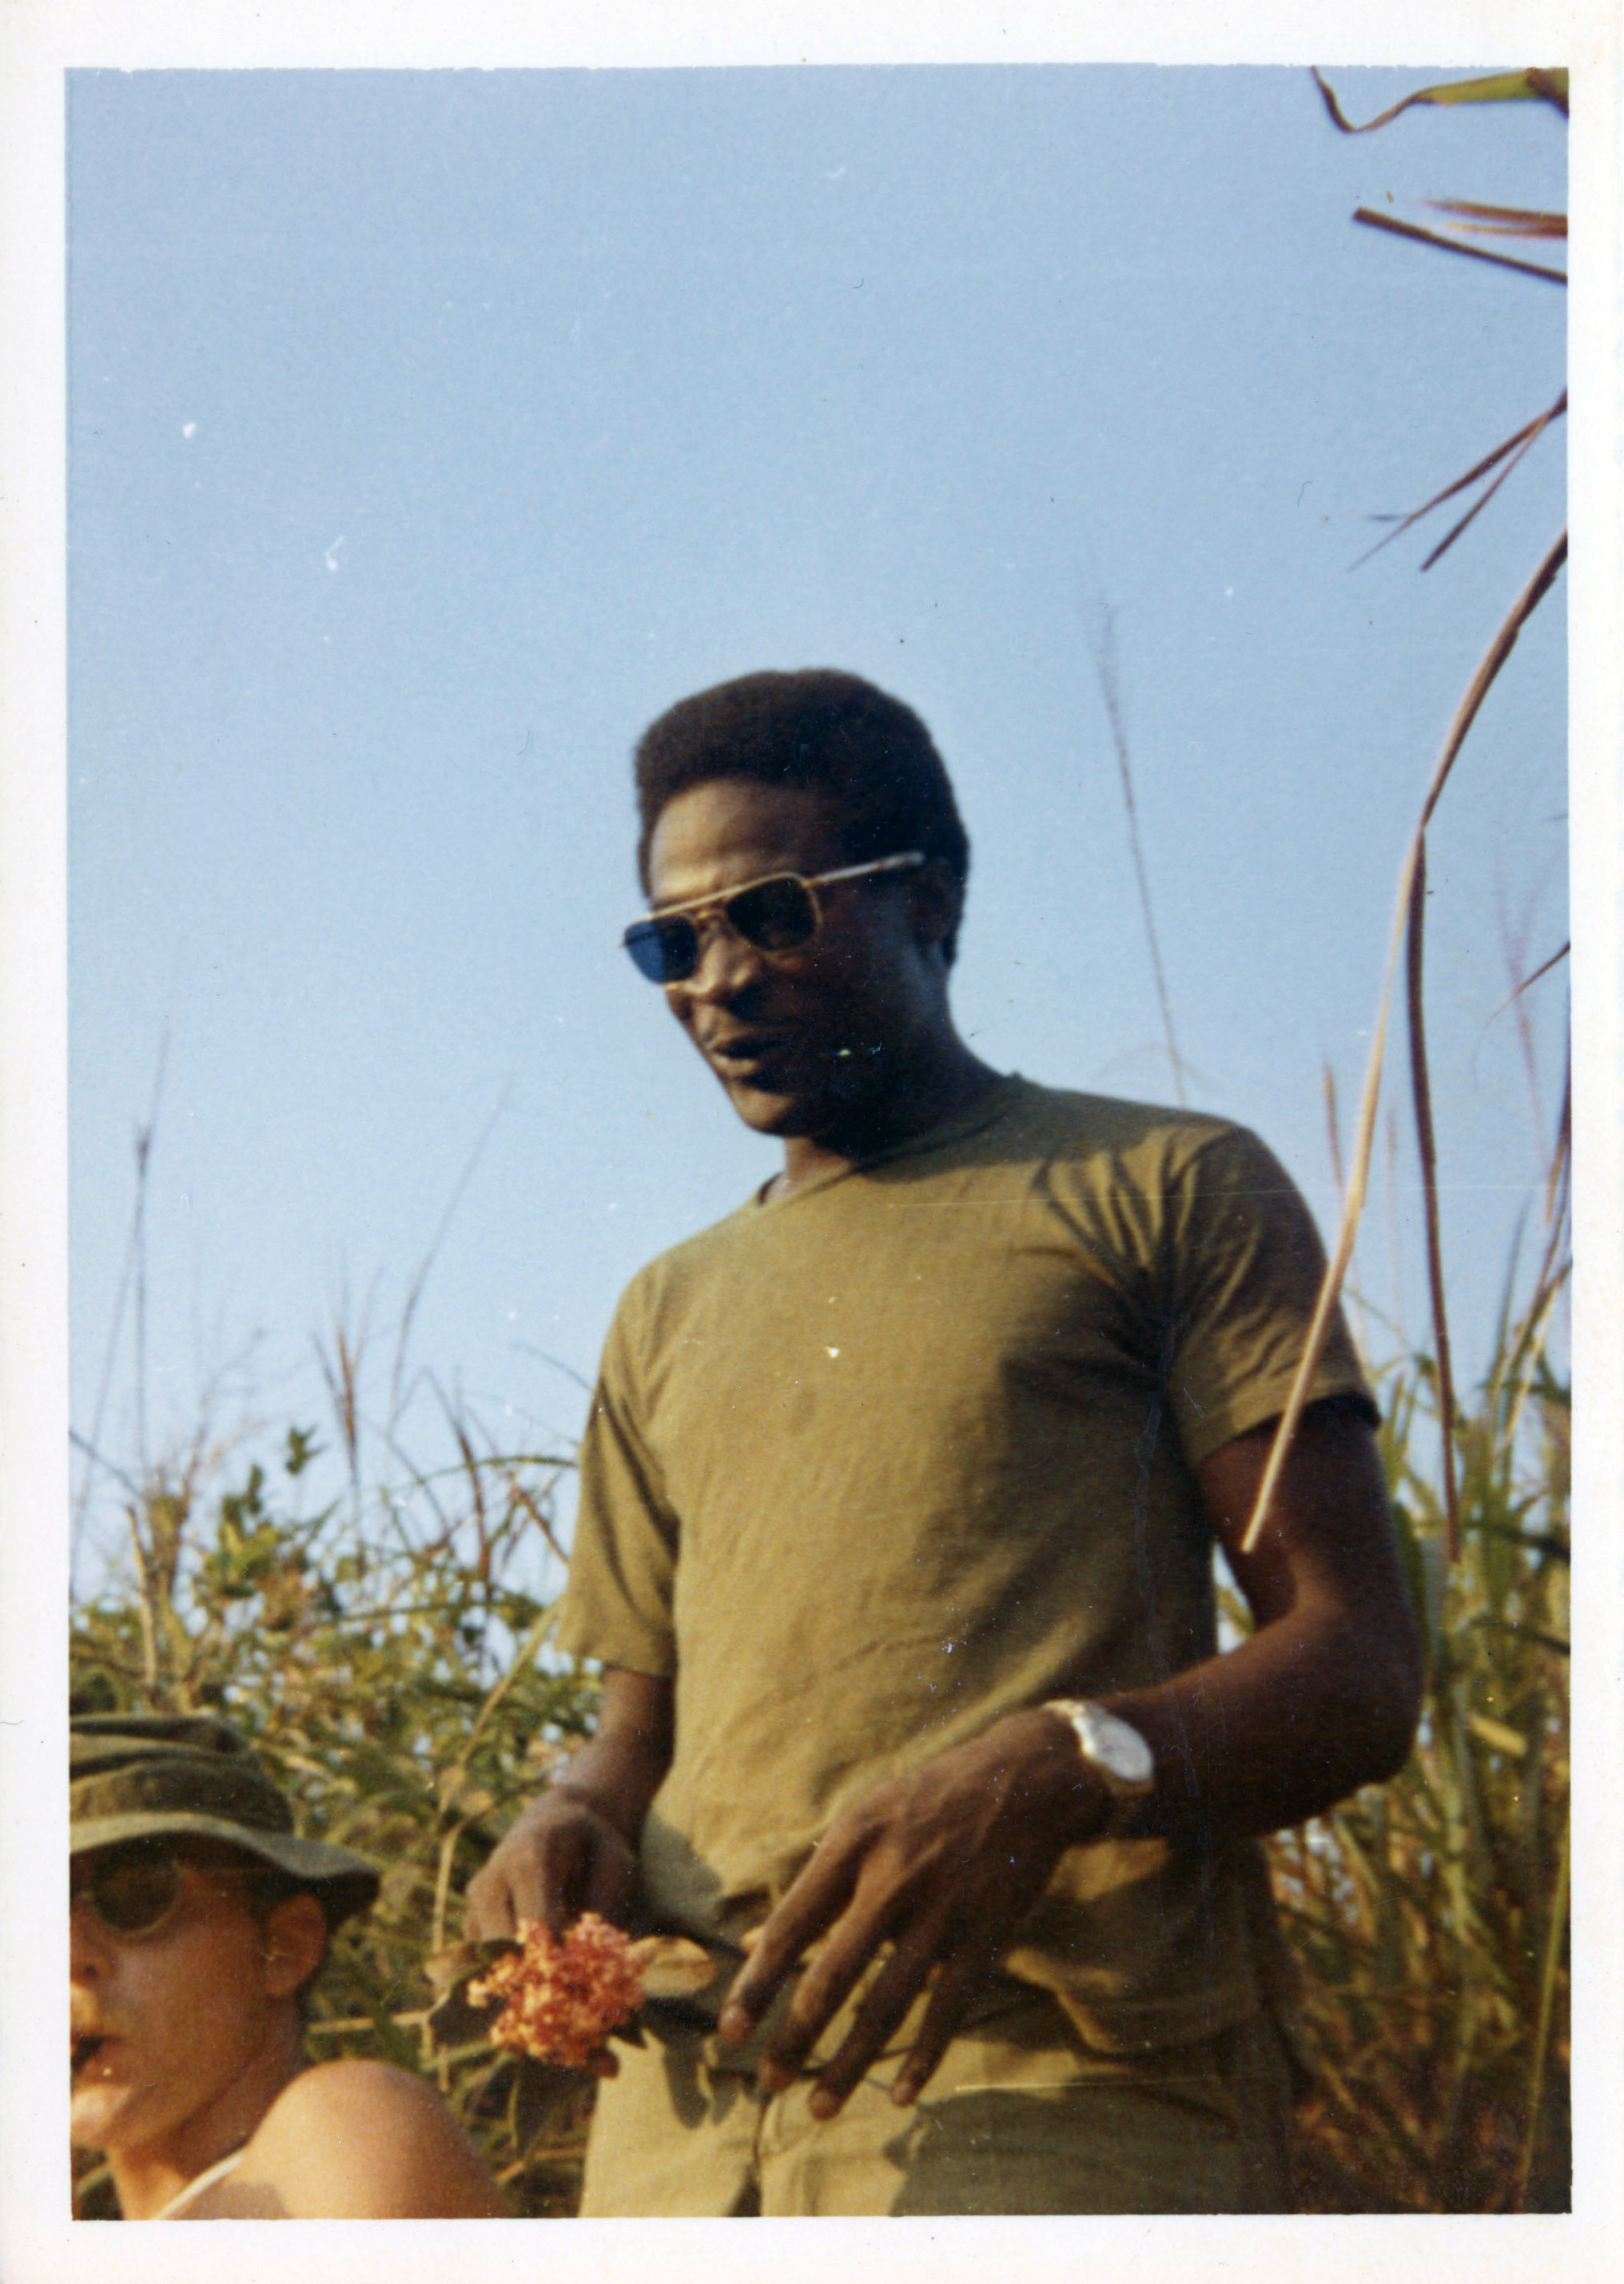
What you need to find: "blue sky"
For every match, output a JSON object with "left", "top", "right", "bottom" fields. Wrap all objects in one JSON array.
[{"left": 66, "top": 65, "right": 1568, "bottom": 1579}]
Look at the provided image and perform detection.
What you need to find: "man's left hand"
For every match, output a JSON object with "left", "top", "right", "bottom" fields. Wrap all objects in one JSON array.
[{"left": 715, "top": 1707, "right": 1106, "bottom": 2116}]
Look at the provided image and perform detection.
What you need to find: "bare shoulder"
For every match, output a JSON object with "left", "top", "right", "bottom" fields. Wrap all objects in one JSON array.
[{"left": 232, "top": 2059, "right": 505, "bottom": 2218}]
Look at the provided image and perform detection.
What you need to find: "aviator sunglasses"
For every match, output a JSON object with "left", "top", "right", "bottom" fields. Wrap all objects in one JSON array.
[
  {"left": 622, "top": 851, "right": 925, "bottom": 986},
  {"left": 72, "top": 1841, "right": 253, "bottom": 1939}
]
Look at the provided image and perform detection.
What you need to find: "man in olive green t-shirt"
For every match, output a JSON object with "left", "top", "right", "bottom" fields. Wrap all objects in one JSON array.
[{"left": 468, "top": 669, "right": 1423, "bottom": 2216}]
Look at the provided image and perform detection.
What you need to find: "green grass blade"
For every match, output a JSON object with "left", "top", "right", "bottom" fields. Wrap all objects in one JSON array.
[{"left": 1516, "top": 1807, "right": 1570, "bottom": 2207}]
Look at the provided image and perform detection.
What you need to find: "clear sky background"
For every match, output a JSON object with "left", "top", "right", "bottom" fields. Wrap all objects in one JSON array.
[{"left": 66, "top": 63, "right": 1568, "bottom": 1583}]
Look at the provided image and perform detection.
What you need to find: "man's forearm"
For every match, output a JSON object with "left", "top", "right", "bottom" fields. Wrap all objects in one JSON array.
[
  {"left": 464, "top": 1668, "right": 675, "bottom": 1939},
  {"left": 1099, "top": 1402, "right": 1425, "bottom": 1848},
  {"left": 547, "top": 1666, "right": 675, "bottom": 1843},
  {"left": 547, "top": 1733, "right": 666, "bottom": 1844},
  {"left": 975, "top": 1600, "right": 1417, "bottom": 1873},
  {"left": 1097, "top": 1606, "right": 1421, "bottom": 1849}
]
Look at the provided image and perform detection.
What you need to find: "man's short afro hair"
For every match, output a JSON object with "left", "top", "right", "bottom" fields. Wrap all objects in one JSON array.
[{"left": 633, "top": 669, "right": 971, "bottom": 953}]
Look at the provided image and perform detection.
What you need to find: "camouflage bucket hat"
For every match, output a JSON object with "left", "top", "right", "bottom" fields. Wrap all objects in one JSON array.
[{"left": 70, "top": 1712, "right": 380, "bottom": 1923}]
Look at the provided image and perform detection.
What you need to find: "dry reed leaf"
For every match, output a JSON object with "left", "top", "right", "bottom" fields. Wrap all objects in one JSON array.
[
  {"left": 1351, "top": 208, "right": 1566, "bottom": 285},
  {"left": 1312, "top": 66, "right": 1569, "bottom": 134},
  {"left": 1355, "top": 398, "right": 1565, "bottom": 571},
  {"left": 1405, "top": 844, "right": 1461, "bottom": 1558},
  {"left": 1428, "top": 200, "right": 1567, "bottom": 241},
  {"left": 1239, "top": 530, "right": 1567, "bottom": 1557}
]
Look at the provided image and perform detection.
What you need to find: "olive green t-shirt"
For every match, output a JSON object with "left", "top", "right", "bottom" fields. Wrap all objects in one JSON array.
[{"left": 555, "top": 1077, "right": 1372, "bottom": 2052}]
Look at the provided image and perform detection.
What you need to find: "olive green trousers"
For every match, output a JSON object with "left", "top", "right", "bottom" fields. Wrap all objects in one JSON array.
[{"left": 579, "top": 1988, "right": 1293, "bottom": 2217}]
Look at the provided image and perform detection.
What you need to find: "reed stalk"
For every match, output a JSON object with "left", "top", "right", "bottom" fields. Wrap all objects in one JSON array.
[{"left": 1240, "top": 530, "right": 1566, "bottom": 1557}]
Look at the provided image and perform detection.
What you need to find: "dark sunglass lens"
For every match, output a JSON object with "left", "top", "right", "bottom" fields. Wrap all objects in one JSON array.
[
  {"left": 624, "top": 918, "right": 698, "bottom": 985},
  {"left": 92, "top": 1852, "right": 183, "bottom": 1935},
  {"left": 727, "top": 877, "right": 818, "bottom": 952}
]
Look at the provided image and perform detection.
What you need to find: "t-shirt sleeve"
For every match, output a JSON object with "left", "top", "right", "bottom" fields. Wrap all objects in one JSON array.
[
  {"left": 1160, "top": 1123, "right": 1376, "bottom": 1468},
  {"left": 552, "top": 1288, "right": 679, "bottom": 1677}
]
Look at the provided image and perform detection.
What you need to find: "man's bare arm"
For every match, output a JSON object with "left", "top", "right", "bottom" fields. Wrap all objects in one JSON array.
[
  {"left": 464, "top": 1666, "right": 674, "bottom": 1940},
  {"left": 718, "top": 1401, "right": 1423, "bottom": 2115},
  {"left": 1108, "top": 1397, "right": 1423, "bottom": 1846}
]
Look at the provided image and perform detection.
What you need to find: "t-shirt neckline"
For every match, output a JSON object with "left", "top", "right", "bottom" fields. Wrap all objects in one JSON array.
[{"left": 750, "top": 1072, "right": 1028, "bottom": 1210}]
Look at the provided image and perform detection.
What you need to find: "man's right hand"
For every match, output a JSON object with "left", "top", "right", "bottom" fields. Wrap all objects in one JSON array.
[
  {"left": 464, "top": 1790, "right": 639, "bottom": 1940},
  {"left": 464, "top": 1666, "right": 675, "bottom": 1941}
]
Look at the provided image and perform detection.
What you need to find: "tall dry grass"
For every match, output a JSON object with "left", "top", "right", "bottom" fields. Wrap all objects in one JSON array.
[
  {"left": 1249, "top": 68, "right": 1570, "bottom": 2210},
  {"left": 1270, "top": 1259, "right": 1570, "bottom": 2210}
]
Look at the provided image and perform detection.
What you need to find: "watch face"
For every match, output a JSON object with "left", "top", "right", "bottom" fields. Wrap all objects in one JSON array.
[{"left": 1080, "top": 1707, "right": 1155, "bottom": 1788}]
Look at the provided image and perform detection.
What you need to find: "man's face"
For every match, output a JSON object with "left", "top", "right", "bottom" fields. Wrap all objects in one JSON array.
[
  {"left": 645, "top": 779, "right": 948, "bottom": 1142},
  {"left": 70, "top": 1843, "right": 299, "bottom": 2166}
]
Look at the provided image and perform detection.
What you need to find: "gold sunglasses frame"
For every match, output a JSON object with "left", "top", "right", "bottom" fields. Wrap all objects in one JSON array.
[{"left": 621, "top": 851, "right": 925, "bottom": 981}]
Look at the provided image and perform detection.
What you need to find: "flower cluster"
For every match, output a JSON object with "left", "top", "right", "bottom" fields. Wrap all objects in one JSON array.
[{"left": 466, "top": 1911, "right": 645, "bottom": 2067}]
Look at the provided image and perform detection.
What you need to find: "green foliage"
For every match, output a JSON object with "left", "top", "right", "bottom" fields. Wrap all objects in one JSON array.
[{"left": 71, "top": 1381, "right": 601, "bottom": 2218}]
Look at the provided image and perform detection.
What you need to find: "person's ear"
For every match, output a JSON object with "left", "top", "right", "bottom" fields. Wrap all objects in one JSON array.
[
  {"left": 907, "top": 860, "right": 963, "bottom": 959},
  {"left": 261, "top": 1891, "right": 328, "bottom": 1998}
]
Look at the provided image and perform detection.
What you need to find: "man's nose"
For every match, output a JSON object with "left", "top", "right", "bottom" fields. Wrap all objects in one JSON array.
[
  {"left": 679, "top": 915, "right": 769, "bottom": 1002},
  {"left": 70, "top": 1902, "right": 110, "bottom": 1981}
]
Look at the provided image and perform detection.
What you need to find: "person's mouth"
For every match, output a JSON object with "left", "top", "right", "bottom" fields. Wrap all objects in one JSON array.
[
  {"left": 700, "top": 1029, "right": 797, "bottom": 1082},
  {"left": 72, "top": 2029, "right": 109, "bottom": 2079}
]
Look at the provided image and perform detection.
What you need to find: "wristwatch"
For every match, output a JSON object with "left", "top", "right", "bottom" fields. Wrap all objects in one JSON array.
[{"left": 1041, "top": 1699, "right": 1156, "bottom": 1834}]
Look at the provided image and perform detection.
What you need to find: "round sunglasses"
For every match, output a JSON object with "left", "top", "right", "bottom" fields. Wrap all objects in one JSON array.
[
  {"left": 71, "top": 1843, "right": 257, "bottom": 1939},
  {"left": 621, "top": 851, "right": 925, "bottom": 987}
]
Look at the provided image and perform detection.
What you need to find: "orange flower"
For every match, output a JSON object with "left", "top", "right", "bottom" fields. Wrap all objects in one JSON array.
[{"left": 466, "top": 1912, "right": 645, "bottom": 2067}]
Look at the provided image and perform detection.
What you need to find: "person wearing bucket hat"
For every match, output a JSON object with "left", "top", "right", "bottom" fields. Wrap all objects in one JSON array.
[{"left": 71, "top": 1713, "right": 503, "bottom": 2219}]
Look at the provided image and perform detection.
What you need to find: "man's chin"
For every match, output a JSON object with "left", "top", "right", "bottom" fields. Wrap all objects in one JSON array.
[
  {"left": 718, "top": 1076, "right": 814, "bottom": 1137},
  {"left": 706, "top": 1034, "right": 894, "bottom": 1142},
  {"left": 70, "top": 2081, "right": 128, "bottom": 2150}
]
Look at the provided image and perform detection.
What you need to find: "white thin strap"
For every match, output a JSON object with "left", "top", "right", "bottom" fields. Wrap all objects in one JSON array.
[{"left": 152, "top": 2146, "right": 246, "bottom": 2221}]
